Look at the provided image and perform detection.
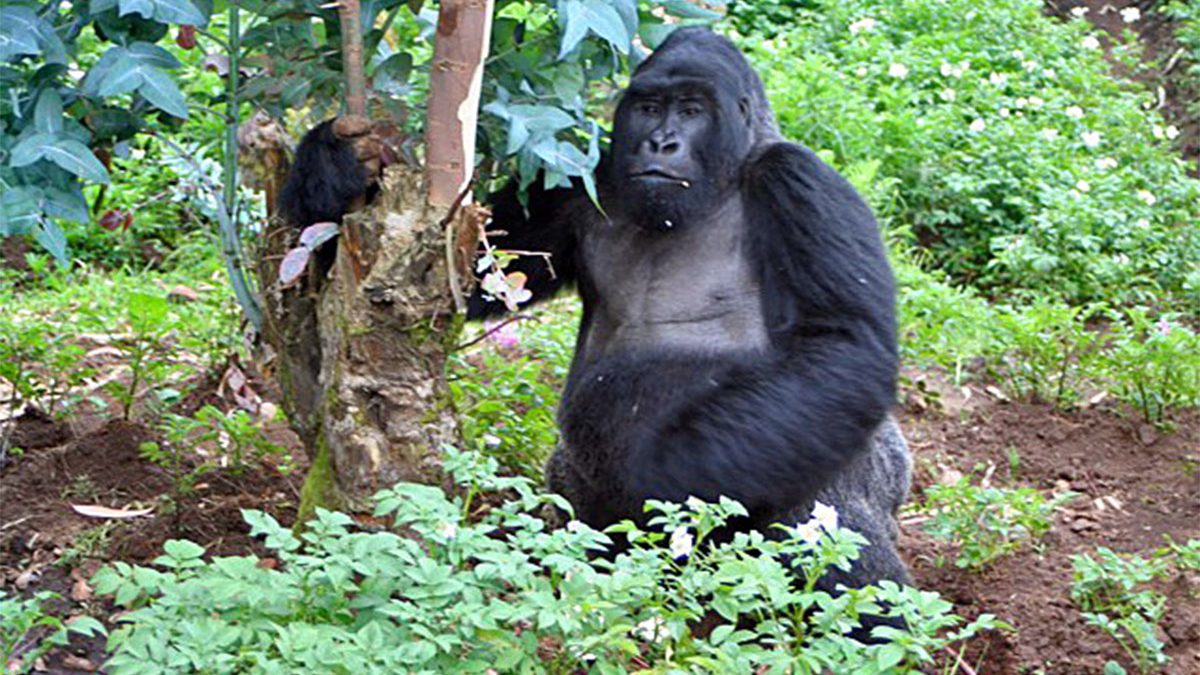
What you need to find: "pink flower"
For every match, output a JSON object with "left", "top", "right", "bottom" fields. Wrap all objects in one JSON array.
[{"left": 484, "top": 320, "right": 521, "bottom": 348}]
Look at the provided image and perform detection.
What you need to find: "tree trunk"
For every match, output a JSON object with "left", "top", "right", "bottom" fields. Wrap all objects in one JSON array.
[{"left": 257, "top": 0, "right": 494, "bottom": 517}]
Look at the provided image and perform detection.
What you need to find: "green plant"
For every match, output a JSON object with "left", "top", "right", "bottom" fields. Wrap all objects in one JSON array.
[
  {"left": 193, "top": 404, "right": 290, "bottom": 474},
  {"left": 104, "top": 291, "right": 179, "bottom": 421},
  {"left": 1097, "top": 308, "right": 1200, "bottom": 428},
  {"left": 921, "top": 479, "right": 1075, "bottom": 569},
  {"left": 58, "top": 522, "right": 121, "bottom": 568},
  {"left": 986, "top": 300, "right": 1105, "bottom": 408},
  {"left": 94, "top": 446, "right": 1002, "bottom": 673},
  {"left": 139, "top": 413, "right": 214, "bottom": 532},
  {"left": 1071, "top": 548, "right": 1172, "bottom": 673},
  {"left": 747, "top": 0, "right": 1200, "bottom": 308},
  {"left": 0, "top": 591, "right": 105, "bottom": 674}
]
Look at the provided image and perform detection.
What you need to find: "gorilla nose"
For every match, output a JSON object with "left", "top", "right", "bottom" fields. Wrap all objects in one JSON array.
[{"left": 647, "top": 135, "right": 680, "bottom": 155}]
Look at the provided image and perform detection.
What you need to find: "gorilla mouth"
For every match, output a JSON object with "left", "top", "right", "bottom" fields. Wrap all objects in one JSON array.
[{"left": 630, "top": 169, "right": 690, "bottom": 184}]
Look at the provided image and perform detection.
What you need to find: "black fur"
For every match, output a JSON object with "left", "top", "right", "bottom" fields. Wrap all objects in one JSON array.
[
  {"left": 282, "top": 28, "right": 913, "bottom": 633},
  {"left": 279, "top": 120, "right": 367, "bottom": 228}
]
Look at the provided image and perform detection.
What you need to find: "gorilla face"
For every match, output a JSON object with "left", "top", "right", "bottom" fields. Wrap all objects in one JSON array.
[{"left": 610, "top": 33, "right": 757, "bottom": 232}]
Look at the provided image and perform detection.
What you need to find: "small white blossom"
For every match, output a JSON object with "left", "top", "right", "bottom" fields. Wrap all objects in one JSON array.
[
  {"left": 1082, "top": 35, "right": 1101, "bottom": 50},
  {"left": 633, "top": 617, "right": 665, "bottom": 643},
  {"left": 1041, "top": 128, "right": 1060, "bottom": 141},
  {"left": 1029, "top": 95, "right": 1044, "bottom": 108},
  {"left": 1043, "top": 68, "right": 1057, "bottom": 78},
  {"left": 1156, "top": 318, "right": 1172, "bottom": 336},
  {"left": 1165, "top": 125, "right": 1181, "bottom": 140},
  {"left": 989, "top": 72, "right": 1008, "bottom": 86},
  {"left": 999, "top": 108, "right": 1011, "bottom": 118},
  {"left": 1075, "top": 179, "right": 1091, "bottom": 193},
  {"left": 940, "top": 88, "right": 957, "bottom": 102},
  {"left": 669, "top": 527, "right": 693, "bottom": 559},
  {"left": 1096, "top": 157, "right": 1118, "bottom": 170},
  {"left": 795, "top": 519, "right": 822, "bottom": 545},
  {"left": 888, "top": 63, "right": 909, "bottom": 79},
  {"left": 1012, "top": 49, "right": 1024, "bottom": 59},
  {"left": 1135, "top": 218, "right": 1150, "bottom": 229},
  {"left": 1068, "top": 189, "right": 1082, "bottom": 200},
  {"left": 1152, "top": 125, "right": 1165, "bottom": 140},
  {"left": 811, "top": 502, "right": 839, "bottom": 531},
  {"left": 436, "top": 521, "right": 458, "bottom": 540},
  {"left": 1114, "top": 253, "right": 1130, "bottom": 266},
  {"left": 1065, "top": 105, "right": 1084, "bottom": 119},
  {"left": 849, "top": 17, "right": 877, "bottom": 34},
  {"left": 940, "top": 61, "right": 955, "bottom": 77},
  {"left": 1120, "top": 7, "right": 1140, "bottom": 23},
  {"left": 1023, "top": 60, "right": 1039, "bottom": 72},
  {"left": 1082, "top": 130, "right": 1102, "bottom": 148},
  {"left": 482, "top": 433, "right": 502, "bottom": 447},
  {"left": 855, "top": 65, "right": 869, "bottom": 77},
  {"left": 969, "top": 119, "right": 987, "bottom": 133},
  {"left": 1016, "top": 97, "right": 1028, "bottom": 108},
  {"left": 1071, "top": 6, "right": 1089, "bottom": 18},
  {"left": 1137, "top": 190, "right": 1157, "bottom": 206}
]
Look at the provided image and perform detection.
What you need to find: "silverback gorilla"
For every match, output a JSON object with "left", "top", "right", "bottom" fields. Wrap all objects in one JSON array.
[{"left": 282, "top": 28, "right": 912, "bottom": 599}]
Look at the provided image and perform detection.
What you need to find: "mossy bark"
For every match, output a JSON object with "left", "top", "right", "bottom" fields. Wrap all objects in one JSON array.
[{"left": 261, "top": 166, "right": 481, "bottom": 513}]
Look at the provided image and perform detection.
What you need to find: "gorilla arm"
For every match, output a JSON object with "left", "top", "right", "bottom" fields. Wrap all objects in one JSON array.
[
  {"left": 466, "top": 178, "right": 587, "bottom": 319},
  {"left": 624, "top": 142, "right": 899, "bottom": 516}
]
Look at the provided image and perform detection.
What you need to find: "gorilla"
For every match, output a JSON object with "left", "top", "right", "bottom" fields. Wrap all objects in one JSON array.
[{"left": 282, "top": 28, "right": 911, "bottom": 603}]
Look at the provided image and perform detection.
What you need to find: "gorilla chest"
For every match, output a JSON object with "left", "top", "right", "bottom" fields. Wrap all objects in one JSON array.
[{"left": 581, "top": 207, "right": 769, "bottom": 356}]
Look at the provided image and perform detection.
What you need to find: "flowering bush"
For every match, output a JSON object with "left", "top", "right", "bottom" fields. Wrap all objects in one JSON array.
[
  {"left": 743, "top": 0, "right": 1200, "bottom": 307},
  {"left": 94, "top": 447, "right": 1001, "bottom": 674}
]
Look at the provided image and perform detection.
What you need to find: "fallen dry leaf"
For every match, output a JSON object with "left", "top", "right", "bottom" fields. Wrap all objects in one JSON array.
[{"left": 70, "top": 504, "right": 153, "bottom": 520}]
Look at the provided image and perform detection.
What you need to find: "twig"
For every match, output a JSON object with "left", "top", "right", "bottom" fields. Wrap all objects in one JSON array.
[
  {"left": 454, "top": 314, "right": 538, "bottom": 351},
  {"left": 1, "top": 515, "right": 32, "bottom": 532}
]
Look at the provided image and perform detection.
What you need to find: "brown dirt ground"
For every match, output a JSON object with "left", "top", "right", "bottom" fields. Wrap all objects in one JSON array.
[{"left": 897, "top": 369, "right": 1200, "bottom": 674}]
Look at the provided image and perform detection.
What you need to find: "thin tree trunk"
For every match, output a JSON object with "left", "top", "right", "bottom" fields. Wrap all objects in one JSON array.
[{"left": 258, "top": 0, "right": 494, "bottom": 517}]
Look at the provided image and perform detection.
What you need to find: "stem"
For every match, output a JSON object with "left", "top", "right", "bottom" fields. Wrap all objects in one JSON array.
[{"left": 338, "top": 1, "right": 367, "bottom": 117}]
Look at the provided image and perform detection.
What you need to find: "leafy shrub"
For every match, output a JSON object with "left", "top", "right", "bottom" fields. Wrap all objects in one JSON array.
[
  {"left": 984, "top": 300, "right": 1105, "bottom": 408},
  {"left": 1096, "top": 309, "right": 1200, "bottom": 427},
  {"left": 746, "top": 0, "right": 1200, "bottom": 307},
  {"left": 1071, "top": 548, "right": 1172, "bottom": 673},
  {"left": 94, "top": 447, "right": 1001, "bottom": 674},
  {"left": 921, "top": 479, "right": 1075, "bottom": 569},
  {"left": 0, "top": 591, "right": 105, "bottom": 674}
]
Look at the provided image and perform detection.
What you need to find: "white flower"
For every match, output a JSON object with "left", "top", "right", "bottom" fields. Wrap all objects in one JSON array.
[
  {"left": 1065, "top": 105, "right": 1084, "bottom": 119},
  {"left": 969, "top": 119, "right": 987, "bottom": 133},
  {"left": 888, "top": 63, "right": 909, "bottom": 79},
  {"left": 940, "top": 88, "right": 957, "bottom": 102},
  {"left": 669, "top": 527, "right": 693, "bottom": 559},
  {"left": 989, "top": 72, "right": 1008, "bottom": 86},
  {"left": 1068, "top": 189, "right": 1082, "bottom": 200},
  {"left": 1152, "top": 125, "right": 1165, "bottom": 140},
  {"left": 1120, "top": 7, "right": 1140, "bottom": 23},
  {"left": 1082, "top": 130, "right": 1102, "bottom": 148},
  {"left": 1016, "top": 97, "right": 1028, "bottom": 108},
  {"left": 1012, "top": 49, "right": 1024, "bottom": 59},
  {"left": 1165, "top": 125, "right": 1180, "bottom": 140},
  {"left": 795, "top": 519, "right": 822, "bottom": 545},
  {"left": 1043, "top": 68, "right": 1057, "bottom": 78},
  {"left": 634, "top": 617, "right": 665, "bottom": 643},
  {"left": 1075, "top": 179, "right": 1091, "bottom": 193},
  {"left": 940, "top": 61, "right": 955, "bottom": 77},
  {"left": 1071, "top": 7, "right": 1089, "bottom": 18},
  {"left": 1028, "top": 96, "right": 1044, "bottom": 108},
  {"left": 1041, "top": 128, "right": 1059, "bottom": 141},
  {"left": 811, "top": 502, "right": 839, "bottom": 531},
  {"left": 436, "top": 521, "right": 458, "bottom": 540},
  {"left": 849, "top": 17, "right": 877, "bottom": 34},
  {"left": 1082, "top": 35, "right": 1101, "bottom": 50},
  {"left": 1023, "top": 60, "right": 1039, "bottom": 72},
  {"left": 482, "top": 433, "right": 502, "bottom": 447},
  {"left": 959, "top": 60, "right": 971, "bottom": 73},
  {"left": 1137, "top": 190, "right": 1157, "bottom": 206},
  {"left": 999, "top": 108, "right": 1011, "bottom": 118},
  {"left": 1135, "top": 218, "right": 1150, "bottom": 229},
  {"left": 1095, "top": 157, "right": 1118, "bottom": 170},
  {"left": 685, "top": 495, "right": 706, "bottom": 511},
  {"left": 855, "top": 65, "right": 869, "bottom": 77},
  {"left": 1114, "top": 253, "right": 1130, "bottom": 266}
]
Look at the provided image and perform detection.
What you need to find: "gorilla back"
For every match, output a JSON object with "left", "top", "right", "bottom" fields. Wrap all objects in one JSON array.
[{"left": 482, "top": 28, "right": 913, "bottom": 594}]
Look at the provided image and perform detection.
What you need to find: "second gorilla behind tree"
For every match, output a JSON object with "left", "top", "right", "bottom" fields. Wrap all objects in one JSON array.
[{"left": 283, "top": 27, "right": 912, "bottom": 596}]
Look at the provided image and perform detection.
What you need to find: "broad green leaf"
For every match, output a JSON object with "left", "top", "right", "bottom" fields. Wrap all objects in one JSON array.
[
  {"left": 118, "top": 0, "right": 206, "bottom": 25},
  {"left": 33, "top": 89, "right": 65, "bottom": 135},
  {"left": 138, "top": 67, "right": 189, "bottom": 118},
  {"left": 658, "top": 0, "right": 723, "bottom": 20},
  {"left": 98, "top": 52, "right": 146, "bottom": 97},
  {"left": 10, "top": 133, "right": 58, "bottom": 167},
  {"left": 43, "top": 185, "right": 90, "bottom": 223},
  {"left": 42, "top": 138, "right": 111, "bottom": 183},
  {"left": 33, "top": 220, "right": 69, "bottom": 267},
  {"left": 129, "top": 41, "right": 182, "bottom": 70},
  {"left": 0, "top": 6, "right": 42, "bottom": 60},
  {"left": 0, "top": 187, "right": 42, "bottom": 236}
]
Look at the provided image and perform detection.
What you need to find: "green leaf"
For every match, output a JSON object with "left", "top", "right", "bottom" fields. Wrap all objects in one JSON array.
[
  {"left": 0, "top": 6, "right": 42, "bottom": 60},
  {"left": 42, "top": 138, "right": 112, "bottom": 183},
  {"left": 138, "top": 66, "right": 189, "bottom": 118},
  {"left": 118, "top": 0, "right": 206, "bottom": 25},
  {"left": 128, "top": 41, "right": 182, "bottom": 70},
  {"left": 10, "top": 133, "right": 58, "bottom": 167},
  {"left": 33, "top": 220, "right": 69, "bottom": 267},
  {"left": 98, "top": 52, "right": 146, "bottom": 97},
  {"left": 0, "top": 187, "right": 42, "bottom": 236},
  {"left": 34, "top": 90, "right": 65, "bottom": 135}
]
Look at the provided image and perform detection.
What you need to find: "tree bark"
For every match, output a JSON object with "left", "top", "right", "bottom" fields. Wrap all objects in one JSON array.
[{"left": 257, "top": 0, "right": 495, "bottom": 516}]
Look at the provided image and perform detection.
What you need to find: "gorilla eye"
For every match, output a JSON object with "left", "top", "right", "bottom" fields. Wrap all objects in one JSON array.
[
  {"left": 679, "top": 104, "right": 703, "bottom": 118},
  {"left": 637, "top": 101, "right": 663, "bottom": 116}
]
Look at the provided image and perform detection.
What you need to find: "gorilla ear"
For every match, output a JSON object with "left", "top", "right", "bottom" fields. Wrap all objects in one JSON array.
[{"left": 738, "top": 97, "right": 752, "bottom": 126}]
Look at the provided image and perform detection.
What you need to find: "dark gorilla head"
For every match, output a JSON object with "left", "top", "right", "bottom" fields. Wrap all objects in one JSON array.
[{"left": 609, "top": 28, "right": 780, "bottom": 231}]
